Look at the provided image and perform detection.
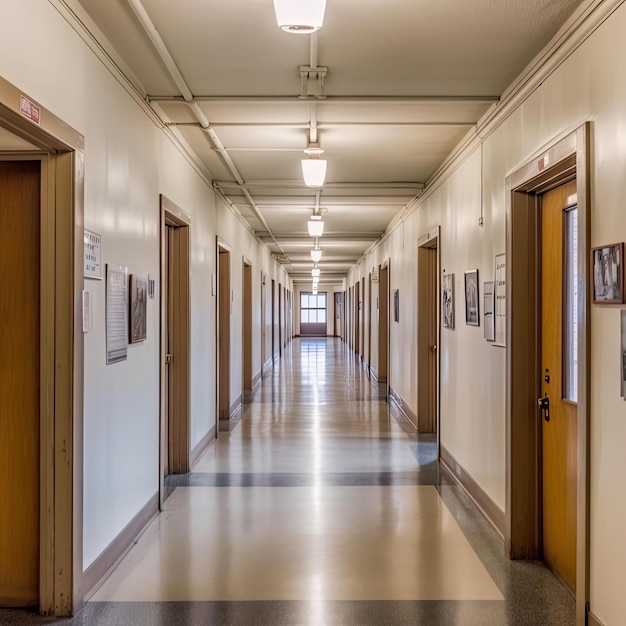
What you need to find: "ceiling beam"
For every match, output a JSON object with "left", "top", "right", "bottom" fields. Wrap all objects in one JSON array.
[
  {"left": 149, "top": 95, "right": 500, "bottom": 104},
  {"left": 169, "top": 121, "right": 475, "bottom": 130},
  {"left": 216, "top": 180, "right": 425, "bottom": 190}
]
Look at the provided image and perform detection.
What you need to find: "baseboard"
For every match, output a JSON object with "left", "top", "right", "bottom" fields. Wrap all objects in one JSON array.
[
  {"left": 440, "top": 445, "right": 506, "bottom": 539},
  {"left": 262, "top": 357, "right": 273, "bottom": 377},
  {"left": 371, "top": 367, "right": 379, "bottom": 383},
  {"left": 252, "top": 370, "right": 262, "bottom": 389},
  {"left": 219, "top": 395, "right": 243, "bottom": 432},
  {"left": 388, "top": 386, "right": 418, "bottom": 430},
  {"left": 82, "top": 492, "right": 159, "bottom": 601},
  {"left": 190, "top": 425, "right": 216, "bottom": 469},
  {"left": 588, "top": 609, "right": 605, "bottom": 626}
]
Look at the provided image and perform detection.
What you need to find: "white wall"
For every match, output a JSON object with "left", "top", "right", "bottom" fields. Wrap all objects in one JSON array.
[
  {"left": 347, "top": 4, "right": 626, "bottom": 623},
  {"left": 0, "top": 0, "right": 290, "bottom": 572}
]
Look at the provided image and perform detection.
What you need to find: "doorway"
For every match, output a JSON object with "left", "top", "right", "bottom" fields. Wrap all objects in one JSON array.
[
  {"left": 160, "top": 196, "right": 191, "bottom": 487},
  {"left": 355, "top": 281, "right": 360, "bottom": 357},
  {"left": 242, "top": 260, "right": 253, "bottom": 403},
  {"left": 377, "top": 264, "right": 389, "bottom": 386},
  {"left": 417, "top": 229, "right": 439, "bottom": 434},
  {"left": 261, "top": 273, "right": 267, "bottom": 376},
  {"left": 361, "top": 277, "right": 366, "bottom": 358},
  {"left": 271, "top": 279, "right": 276, "bottom": 358},
  {"left": 334, "top": 292, "right": 342, "bottom": 337},
  {"left": 0, "top": 81, "right": 84, "bottom": 615},
  {"left": 217, "top": 243, "right": 231, "bottom": 429},
  {"left": 505, "top": 125, "right": 590, "bottom": 623},
  {"left": 278, "top": 283, "right": 283, "bottom": 355},
  {"left": 367, "top": 273, "right": 372, "bottom": 369}
]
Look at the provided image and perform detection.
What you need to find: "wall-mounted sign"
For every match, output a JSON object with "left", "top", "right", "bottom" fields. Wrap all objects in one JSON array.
[
  {"left": 106, "top": 264, "right": 128, "bottom": 365},
  {"left": 20, "top": 95, "right": 40, "bottom": 125},
  {"left": 84, "top": 229, "right": 102, "bottom": 279}
]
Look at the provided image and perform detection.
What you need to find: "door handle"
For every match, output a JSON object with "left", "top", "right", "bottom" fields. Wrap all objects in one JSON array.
[
  {"left": 431, "top": 345, "right": 437, "bottom": 352},
  {"left": 537, "top": 394, "right": 550, "bottom": 422}
]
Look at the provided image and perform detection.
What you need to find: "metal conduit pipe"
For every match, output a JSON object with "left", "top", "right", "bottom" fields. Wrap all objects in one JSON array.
[{"left": 125, "top": 0, "right": 286, "bottom": 254}]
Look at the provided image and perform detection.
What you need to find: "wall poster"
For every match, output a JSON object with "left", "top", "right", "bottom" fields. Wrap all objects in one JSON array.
[
  {"left": 494, "top": 253, "right": 506, "bottom": 346},
  {"left": 106, "top": 264, "right": 128, "bottom": 364},
  {"left": 84, "top": 229, "right": 102, "bottom": 279}
]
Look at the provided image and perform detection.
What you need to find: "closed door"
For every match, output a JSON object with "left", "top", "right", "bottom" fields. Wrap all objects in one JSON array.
[
  {"left": 418, "top": 243, "right": 438, "bottom": 433},
  {"left": 0, "top": 160, "right": 40, "bottom": 606},
  {"left": 540, "top": 179, "right": 578, "bottom": 592}
]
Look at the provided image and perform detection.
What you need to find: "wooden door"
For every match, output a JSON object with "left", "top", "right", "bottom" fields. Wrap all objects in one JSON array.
[
  {"left": 355, "top": 281, "right": 360, "bottom": 356},
  {"left": 378, "top": 266, "right": 389, "bottom": 384},
  {"left": 218, "top": 249, "right": 231, "bottom": 422},
  {"left": 164, "top": 224, "right": 173, "bottom": 474},
  {"left": 418, "top": 244, "right": 438, "bottom": 433},
  {"left": 0, "top": 160, "right": 40, "bottom": 606},
  {"left": 242, "top": 263, "right": 252, "bottom": 400},
  {"left": 540, "top": 180, "right": 578, "bottom": 592}
]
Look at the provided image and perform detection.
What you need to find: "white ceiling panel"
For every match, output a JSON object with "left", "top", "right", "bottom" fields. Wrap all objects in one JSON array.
[{"left": 77, "top": 0, "right": 586, "bottom": 281}]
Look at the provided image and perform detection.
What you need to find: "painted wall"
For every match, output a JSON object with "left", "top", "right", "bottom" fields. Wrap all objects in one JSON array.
[
  {"left": 347, "top": 4, "right": 626, "bottom": 623},
  {"left": 0, "top": 0, "right": 290, "bottom": 572}
]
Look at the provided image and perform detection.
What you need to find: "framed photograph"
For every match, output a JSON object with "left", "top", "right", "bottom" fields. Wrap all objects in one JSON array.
[
  {"left": 393, "top": 289, "right": 399, "bottom": 323},
  {"left": 592, "top": 243, "right": 623, "bottom": 303},
  {"left": 483, "top": 281, "right": 495, "bottom": 341},
  {"left": 129, "top": 274, "right": 148, "bottom": 343},
  {"left": 442, "top": 273, "right": 454, "bottom": 330},
  {"left": 464, "top": 269, "right": 480, "bottom": 326}
]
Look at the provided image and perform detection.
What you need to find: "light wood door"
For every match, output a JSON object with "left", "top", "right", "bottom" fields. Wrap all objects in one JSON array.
[
  {"left": 540, "top": 180, "right": 578, "bottom": 592},
  {"left": 0, "top": 160, "right": 40, "bottom": 606},
  {"left": 418, "top": 244, "right": 438, "bottom": 433}
]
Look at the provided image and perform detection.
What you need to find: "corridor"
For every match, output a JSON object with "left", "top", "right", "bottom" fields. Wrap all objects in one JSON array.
[{"left": 4, "top": 338, "right": 574, "bottom": 625}]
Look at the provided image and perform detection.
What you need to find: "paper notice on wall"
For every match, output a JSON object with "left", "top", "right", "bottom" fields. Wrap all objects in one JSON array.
[{"left": 106, "top": 264, "right": 128, "bottom": 364}]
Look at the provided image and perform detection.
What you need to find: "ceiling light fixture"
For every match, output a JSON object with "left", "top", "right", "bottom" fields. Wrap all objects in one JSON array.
[
  {"left": 310, "top": 249, "right": 322, "bottom": 263},
  {"left": 302, "top": 145, "right": 327, "bottom": 187},
  {"left": 307, "top": 220, "right": 324, "bottom": 237},
  {"left": 273, "top": 0, "right": 327, "bottom": 34},
  {"left": 311, "top": 268, "right": 320, "bottom": 278}
]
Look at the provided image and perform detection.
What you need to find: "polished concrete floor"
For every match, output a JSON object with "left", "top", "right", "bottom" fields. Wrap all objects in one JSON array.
[{"left": 2, "top": 337, "right": 575, "bottom": 624}]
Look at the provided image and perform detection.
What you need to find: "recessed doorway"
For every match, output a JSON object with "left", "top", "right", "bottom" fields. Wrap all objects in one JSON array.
[
  {"left": 217, "top": 241, "right": 231, "bottom": 430},
  {"left": 242, "top": 260, "right": 253, "bottom": 403}
]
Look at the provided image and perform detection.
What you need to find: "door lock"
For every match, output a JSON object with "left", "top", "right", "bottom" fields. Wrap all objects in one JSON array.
[{"left": 537, "top": 394, "right": 550, "bottom": 422}]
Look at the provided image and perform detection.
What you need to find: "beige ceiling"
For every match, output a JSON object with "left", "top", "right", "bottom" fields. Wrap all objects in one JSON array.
[{"left": 76, "top": 0, "right": 584, "bottom": 285}]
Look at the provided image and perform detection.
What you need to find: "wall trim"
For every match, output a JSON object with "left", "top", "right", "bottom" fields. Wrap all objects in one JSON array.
[
  {"left": 219, "top": 395, "right": 243, "bottom": 432},
  {"left": 262, "top": 357, "right": 273, "bottom": 377},
  {"left": 388, "top": 386, "right": 418, "bottom": 430},
  {"left": 371, "top": 367, "right": 379, "bottom": 383},
  {"left": 588, "top": 610, "right": 605, "bottom": 626},
  {"left": 440, "top": 445, "right": 506, "bottom": 539},
  {"left": 81, "top": 492, "right": 158, "bottom": 601},
  {"left": 189, "top": 426, "right": 216, "bottom": 470}
]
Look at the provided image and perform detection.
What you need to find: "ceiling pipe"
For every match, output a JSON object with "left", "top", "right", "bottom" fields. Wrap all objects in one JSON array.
[
  {"left": 125, "top": 0, "right": 285, "bottom": 255},
  {"left": 148, "top": 95, "right": 500, "bottom": 104}
]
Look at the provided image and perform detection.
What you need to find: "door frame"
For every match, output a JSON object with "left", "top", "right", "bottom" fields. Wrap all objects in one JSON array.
[
  {"left": 216, "top": 238, "right": 232, "bottom": 430},
  {"left": 378, "top": 262, "right": 390, "bottom": 390},
  {"left": 159, "top": 196, "right": 191, "bottom": 493},
  {"left": 242, "top": 258, "right": 253, "bottom": 402},
  {"left": 0, "top": 77, "right": 84, "bottom": 615},
  {"left": 417, "top": 226, "right": 441, "bottom": 440},
  {"left": 505, "top": 124, "right": 590, "bottom": 625}
]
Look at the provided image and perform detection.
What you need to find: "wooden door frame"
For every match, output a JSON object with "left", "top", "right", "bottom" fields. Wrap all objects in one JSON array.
[
  {"left": 417, "top": 226, "right": 441, "bottom": 439},
  {"left": 159, "top": 196, "right": 191, "bottom": 490},
  {"left": 378, "top": 262, "right": 390, "bottom": 389},
  {"left": 0, "top": 78, "right": 84, "bottom": 615},
  {"left": 216, "top": 238, "right": 232, "bottom": 430},
  {"left": 242, "top": 258, "right": 253, "bottom": 402},
  {"left": 505, "top": 124, "right": 590, "bottom": 625}
]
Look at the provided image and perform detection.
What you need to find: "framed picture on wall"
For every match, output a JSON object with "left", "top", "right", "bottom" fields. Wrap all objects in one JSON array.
[
  {"left": 393, "top": 289, "right": 399, "bottom": 322},
  {"left": 592, "top": 243, "right": 623, "bottom": 303},
  {"left": 129, "top": 274, "right": 148, "bottom": 343},
  {"left": 464, "top": 269, "right": 480, "bottom": 326},
  {"left": 442, "top": 272, "right": 454, "bottom": 330}
]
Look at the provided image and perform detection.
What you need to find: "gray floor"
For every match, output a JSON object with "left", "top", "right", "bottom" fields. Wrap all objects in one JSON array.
[{"left": 1, "top": 338, "right": 575, "bottom": 625}]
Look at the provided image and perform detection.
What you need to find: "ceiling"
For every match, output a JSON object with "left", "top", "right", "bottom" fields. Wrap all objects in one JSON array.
[{"left": 76, "top": 0, "right": 585, "bottom": 286}]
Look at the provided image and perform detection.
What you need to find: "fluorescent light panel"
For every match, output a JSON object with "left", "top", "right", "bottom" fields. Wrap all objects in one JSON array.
[{"left": 273, "top": 0, "right": 327, "bottom": 34}]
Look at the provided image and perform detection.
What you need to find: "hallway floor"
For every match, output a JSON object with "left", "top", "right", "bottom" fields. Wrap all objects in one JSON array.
[{"left": 2, "top": 338, "right": 574, "bottom": 625}]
